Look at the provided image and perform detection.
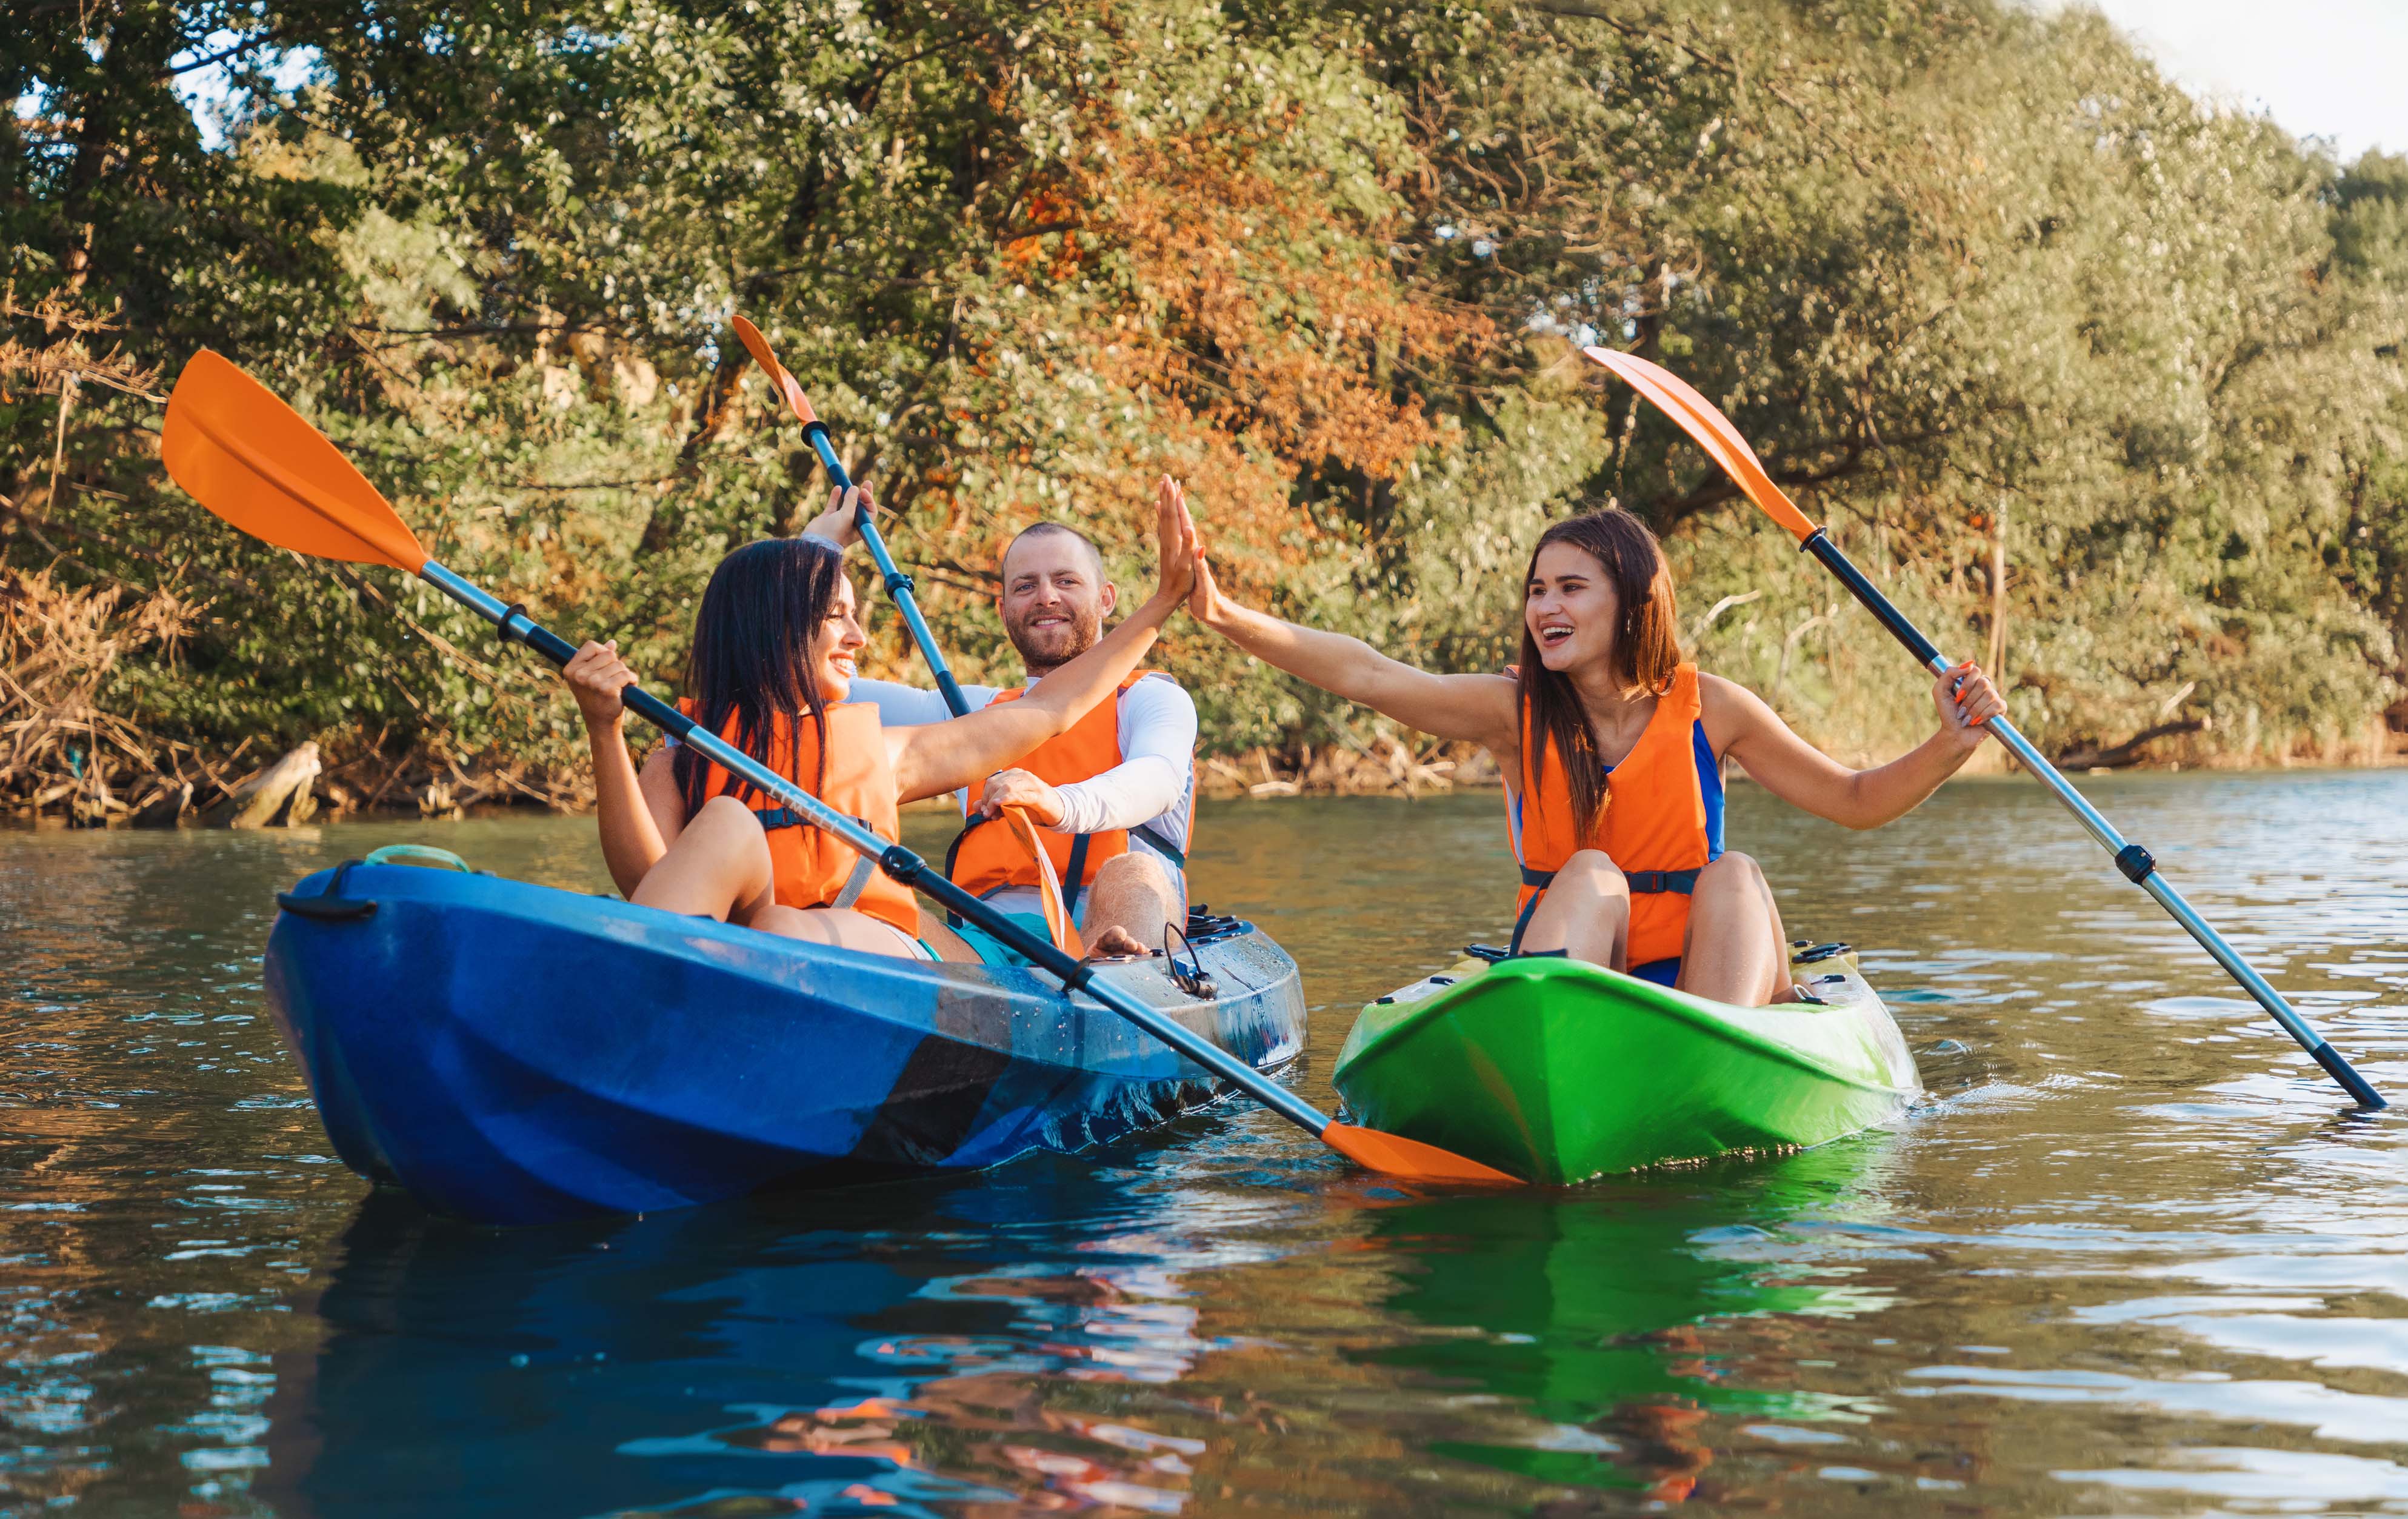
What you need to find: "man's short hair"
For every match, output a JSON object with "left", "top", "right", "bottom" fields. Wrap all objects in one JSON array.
[{"left": 1002, "top": 521, "right": 1107, "bottom": 583}]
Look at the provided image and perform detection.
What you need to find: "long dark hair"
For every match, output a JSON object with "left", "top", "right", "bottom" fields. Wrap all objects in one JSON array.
[
  {"left": 1515, "top": 509, "right": 1682, "bottom": 847},
  {"left": 672, "top": 536, "right": 847, "bottom": 818}
]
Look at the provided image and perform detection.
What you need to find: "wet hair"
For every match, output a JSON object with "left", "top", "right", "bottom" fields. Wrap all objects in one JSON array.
[
  {"left": 1515, "top": 509, "right": 1682, "bottom": 847},
  {"left": 672, "top": 536, "right": 846, "bottom": 819},
  {"left": 1002, "top": 521, "right": 1106, "bottom": 583}
]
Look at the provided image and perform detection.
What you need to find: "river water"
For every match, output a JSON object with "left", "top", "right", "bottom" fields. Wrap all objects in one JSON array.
[{"left": 4, "top": 773, "right": 2405, "bottom": 1517}]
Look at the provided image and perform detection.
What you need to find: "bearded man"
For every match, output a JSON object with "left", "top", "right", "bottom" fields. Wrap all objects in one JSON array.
[{"left": 804, "top": 482, "right": 1196, "bottom": 962}]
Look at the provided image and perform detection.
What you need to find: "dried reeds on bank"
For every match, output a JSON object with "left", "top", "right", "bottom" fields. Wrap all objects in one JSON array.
[{"left": 0, "top": 566, "right": 201, "bottom": 826}]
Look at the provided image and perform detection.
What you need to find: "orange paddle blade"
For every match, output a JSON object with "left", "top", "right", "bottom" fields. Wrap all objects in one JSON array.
[
  {"left": 160, "top": 350, "right": 428, "bottom": 573},
  {"left": 1001, "top": 806, "right": 1083, "bottom": 957},
  {"left": 1581, "top": 346, "right": 1820, "bottom": 543},
  {"left": 731, "top": 315, "right": 819, "bottom": 426},
  {"left": 1321, "top": 1121, "right": 1524, "bottom": 1184}
]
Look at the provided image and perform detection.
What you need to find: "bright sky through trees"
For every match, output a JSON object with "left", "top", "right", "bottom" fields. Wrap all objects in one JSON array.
[{"left": 2073, "top": 0, "right": 2407, "bottom": 159}]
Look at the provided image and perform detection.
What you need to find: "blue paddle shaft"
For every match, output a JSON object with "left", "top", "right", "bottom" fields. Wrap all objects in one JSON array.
[
  {"left": 804, "top": 422, "right": 972, "bottom": 718},
  {"left": 414, "top": 559, "right": 1337, "bottom": 1140},
  {"left": 1794, "top": 532, "right": 2386, "bottom": 1110}
]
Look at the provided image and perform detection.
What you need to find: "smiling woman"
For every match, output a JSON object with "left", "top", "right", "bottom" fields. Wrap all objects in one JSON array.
[{"left": 1178, "top": 501, "right": 2007, "bottom": 1008}]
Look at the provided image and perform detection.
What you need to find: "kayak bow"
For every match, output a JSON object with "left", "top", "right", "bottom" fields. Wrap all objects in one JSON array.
[{"left": 1333, "top": 946, "right": 1921, "bottom": 1184}]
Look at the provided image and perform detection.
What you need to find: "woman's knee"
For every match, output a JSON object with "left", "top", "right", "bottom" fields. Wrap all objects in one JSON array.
[
  {"left": 1695, "top": 851, "right": 1765, "bottom": 891},
  {"left": 1556, "top": 849, "right": 1629, "bottom": 896},
  {"left": 1695, "top": 856, "right": 1772, "bottom": 905},
  {"left": 690, "top": 793, "right": 765, "bottom": 835}
]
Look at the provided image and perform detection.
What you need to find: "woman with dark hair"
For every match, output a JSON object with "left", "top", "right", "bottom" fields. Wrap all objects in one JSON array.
[
  {"left": 1176, "top": 503, "right": 2005, "bottom": 1006},
  {"left": 556, "top": 481, "right": 1194, "bottom": 960}
]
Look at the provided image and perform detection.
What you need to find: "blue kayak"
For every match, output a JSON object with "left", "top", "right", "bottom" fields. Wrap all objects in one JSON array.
[{"left": 263, "top": 857, "right": 1307, "bottom": 1225}]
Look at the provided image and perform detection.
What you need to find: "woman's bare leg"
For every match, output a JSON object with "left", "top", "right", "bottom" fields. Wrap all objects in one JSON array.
[
  {"left": 629, "top": 795, "right": 778, "bottom": 920},
  {"left": 627, "top": 798, "right": 922, "bottom": 958},
  {"left": 1675, "top": 852, "right": 1793, "bottom": 1006},
  {"left": 747, "top": 903, "right": 924, "bottom": 958},
  {"left": 914, "top": 909, "right": 983, "bottom": 963},
  {"left": 1518, "top": 849, "right": 1629, "bottom": 969}
]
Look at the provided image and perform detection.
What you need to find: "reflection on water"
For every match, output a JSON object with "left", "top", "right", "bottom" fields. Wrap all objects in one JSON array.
[{"left": 4, "top": 772, "right": 2406, "bottom": 1515}]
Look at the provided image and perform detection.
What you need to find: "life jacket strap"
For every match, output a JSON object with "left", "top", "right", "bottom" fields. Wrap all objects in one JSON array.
[
  {"left": 1518, "top": 864, "right": 1699, "bottom": 895},
  {"left": 832, "top": 851, "right": 876, "bottom": 909},
  {"left": 1508, "top": 866, "right": 1701, "bottom": 955},
  {"left": 939, "top": 816, "right": 983, "bottom": 928},
  {"left": 753, "top": 806, "right": 880, "bottom": 909},
  {"left": 1131, "top": 821, "right": 1188, "bottom": 870},
  {"left": 1628, "top": 869, "right": 1701, "bottom": 895},
  {"left": 1062, "top": 833, "right": 1091, "bottom": 915},
  {"left": 942, "top": 810, "right": 1187, "bottom": 924},
  {"left": 1507, "top": 890, "right": 1546, "bottom": 957}
]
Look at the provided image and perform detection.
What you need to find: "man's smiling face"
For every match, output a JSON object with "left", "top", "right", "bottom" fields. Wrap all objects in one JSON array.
[{"left": 999, "top": 527, "right": 1115, "bottom": 673}]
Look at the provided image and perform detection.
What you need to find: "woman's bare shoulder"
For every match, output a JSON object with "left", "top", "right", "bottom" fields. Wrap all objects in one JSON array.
[{"left": 1695, "top": 670, "right": 1778, "bottom": 750}]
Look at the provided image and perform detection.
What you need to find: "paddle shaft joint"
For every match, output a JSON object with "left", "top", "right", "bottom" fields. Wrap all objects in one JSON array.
[
  {"left": 1792, "top": 533, "right": 2386, "bottom": 1110},
  {"left": 802, "top": 421, "right": 972, "bottom": 718}
]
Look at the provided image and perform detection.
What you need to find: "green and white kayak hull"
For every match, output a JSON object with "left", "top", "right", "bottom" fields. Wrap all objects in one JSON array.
[{"left": 1333, "top": 948, "right": 1921, "bottom": 1185}]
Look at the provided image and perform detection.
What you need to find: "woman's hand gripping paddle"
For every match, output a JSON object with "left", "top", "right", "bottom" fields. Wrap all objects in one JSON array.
[
  {"left": 730, "top": 315, "right": 972, "bottom": 716},
  {"left": 1582, "top": 344, "right": 2387, "bottom": 1112},
  {"left": 158, "top": 347, "right": 1523, "bottom": 1184}
]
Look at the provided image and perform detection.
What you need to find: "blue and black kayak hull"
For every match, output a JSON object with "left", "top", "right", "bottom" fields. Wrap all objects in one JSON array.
[{"left": 263, "top": 863, "right": 1307, "bottom": 1225}]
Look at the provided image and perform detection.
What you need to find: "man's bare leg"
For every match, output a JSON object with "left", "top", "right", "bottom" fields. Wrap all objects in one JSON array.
[{"left": 1080, "top": 853, "right": 1182, "bottom": 958}]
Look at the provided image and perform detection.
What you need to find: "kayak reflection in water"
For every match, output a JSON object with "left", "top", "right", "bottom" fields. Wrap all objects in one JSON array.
[
  {"left": 1179, "top": 503, "right": 2004, "bottom": 1005},
  {"left": 555, "top": 478, "right": 1196, "bottom": 961}
]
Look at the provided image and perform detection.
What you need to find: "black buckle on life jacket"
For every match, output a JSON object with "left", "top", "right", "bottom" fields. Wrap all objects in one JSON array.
[
  {"left": 1626, "top": 869, "right": 1701, "bottom": 896},
  {"left": 1507, "top": 864, "right": 1701, "bottom": 955}
]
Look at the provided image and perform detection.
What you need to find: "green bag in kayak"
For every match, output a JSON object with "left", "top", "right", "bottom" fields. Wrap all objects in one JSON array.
[{"left": 1333, "top": 946, "right": 1922, "bottom": 1184}]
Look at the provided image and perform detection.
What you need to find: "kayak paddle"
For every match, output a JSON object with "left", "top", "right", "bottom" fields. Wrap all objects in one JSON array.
[
  {"left": 731, "top": 315, "right": 973, "bottom": 716},
  {"left": 735, "top": 319, "right": 1081, "bottom": 951},
  {"left": 1584, "top": 344, "right": 2387, "bottom": 1111},
  {"left": 158, "top": 347, "right": 1518, "bottom": 1184}
]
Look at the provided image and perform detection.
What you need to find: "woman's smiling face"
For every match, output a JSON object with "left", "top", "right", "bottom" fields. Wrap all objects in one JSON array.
[
  {"left": 809, "top": 572, "right": 869, "bottom": 703},
  {"left": 1524, "top": 541, "right": 1622, "bottom": 674}
]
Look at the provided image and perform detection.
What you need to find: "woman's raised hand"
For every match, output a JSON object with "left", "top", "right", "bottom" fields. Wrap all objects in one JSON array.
[
  {"left": 1934, "top": 661, "right": 2006, "bottom": 748},
  {"left": 562, "top": 639, "right": 639, "bottom": 727},
  {"left": 799, "top": 484, "right": 877, "bottom": 549},
  {"left": 1175, "top": 490, "right": 1231, "bottom": 630},
  {"left": 1148, "top": 475, "right": 1197, "bottom": 611}
]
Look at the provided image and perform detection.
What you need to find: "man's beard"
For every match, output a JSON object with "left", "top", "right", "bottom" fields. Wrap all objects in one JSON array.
[{"left": 1006, "top": 607, "right": 1104, "bottom": 672}]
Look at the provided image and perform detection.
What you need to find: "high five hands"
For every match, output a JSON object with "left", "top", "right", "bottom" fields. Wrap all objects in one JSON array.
[{"left": 1147, "top": 475, "right": 1198, "bottom": 611}]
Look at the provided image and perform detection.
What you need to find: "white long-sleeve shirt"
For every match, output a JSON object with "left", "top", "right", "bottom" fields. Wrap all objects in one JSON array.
[{"left": 849, "top": 672, "right": 1197, "bottom": 887}]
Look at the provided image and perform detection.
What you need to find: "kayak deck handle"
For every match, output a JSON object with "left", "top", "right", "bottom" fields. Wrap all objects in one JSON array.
[
  {"left": 273, "top": 857, "right": 392, "bottom": 922},
  {"left": 362, "top": 844, "right": 478, "bottom": 872}
]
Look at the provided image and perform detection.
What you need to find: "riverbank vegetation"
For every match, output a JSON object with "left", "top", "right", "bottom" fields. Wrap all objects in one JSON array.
[{"left": 8, "top": 0, "right": 2406, "bottom": 820}]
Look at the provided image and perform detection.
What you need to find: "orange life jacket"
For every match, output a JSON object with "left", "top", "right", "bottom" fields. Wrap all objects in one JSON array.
[
  {"left": 677, "top": 699, "right": 919, "bottom": 937},
  {"left": 1507, "top": 662, "right": 1724, "bottom": 967},
  {"left": 946, "top": 671, "right": 1190, "bottom": 911}
]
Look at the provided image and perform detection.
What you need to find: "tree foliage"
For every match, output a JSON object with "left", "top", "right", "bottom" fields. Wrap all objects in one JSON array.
[{"left": 7, "top": 0, "right": 2405, "bottom": 809}]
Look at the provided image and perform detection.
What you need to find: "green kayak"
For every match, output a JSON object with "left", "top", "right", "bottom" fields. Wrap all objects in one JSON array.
[{"left": 1333, "top": 944, "right": 1922, "bottom": 1184}]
